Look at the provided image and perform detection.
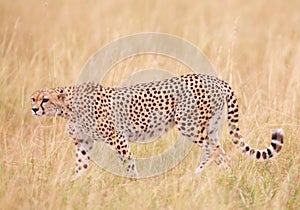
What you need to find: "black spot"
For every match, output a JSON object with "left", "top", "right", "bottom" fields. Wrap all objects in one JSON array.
[
  {"left": 256, "top": 151, "right": 261, "bottom": 159},
  {"left": 245, "top": 146, "right": 250, "bottom": 151},
  {"left": 271, "top": 142, "right": 277, "bottom": 150},
  {"left": 81, "top": 150, "right": 86, "bottom": 155},
  {"left": 276, "top": 145, "right": 282, "bottom": 152},
  {"left": 267, "top": 148, "right": 272, "bottom": 157}
]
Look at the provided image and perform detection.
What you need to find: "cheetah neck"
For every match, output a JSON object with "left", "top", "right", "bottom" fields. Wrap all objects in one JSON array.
[{"left": 57, "top": 86, "right": 75, "bottom": 119}]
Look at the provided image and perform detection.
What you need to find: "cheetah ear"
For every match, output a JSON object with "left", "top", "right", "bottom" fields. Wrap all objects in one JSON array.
[
  {"left": 55, "top": 88, "right": 65, "bottom": 101},
  {"left": 55, "top": 87, "right": 64, "bottom": 94}
]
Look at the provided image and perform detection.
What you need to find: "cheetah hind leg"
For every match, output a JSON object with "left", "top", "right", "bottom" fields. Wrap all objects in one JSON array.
[
  {"left": 195, "top": 139, "right": 216, "bottom": 174},
  {"left": 207, "top": 109, "right": 231, "bottom": 170},
  {"left": 195, "top": 109, "right": 230, "bottom": 174},
  {"left": 194, "top": 136, "right": 230, "bottom": 174},
  {"left": 194, "top": 111, "right": 221, "bottom": 174},
  {"left": 213, "top": 147, "right": 231, "bottom": 169}
]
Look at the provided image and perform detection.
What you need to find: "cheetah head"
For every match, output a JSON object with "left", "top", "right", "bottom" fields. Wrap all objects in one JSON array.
[{"left": 31, "top": 88, "right": 65, "bottom": 117}]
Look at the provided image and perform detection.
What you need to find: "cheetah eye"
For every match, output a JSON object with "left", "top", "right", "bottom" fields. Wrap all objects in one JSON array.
[
  {"left": 42, "top": 98, "right": 49, "bottom": 103},
  {"left": 31, "top": 98, "right": 35, "bottom": 102}
]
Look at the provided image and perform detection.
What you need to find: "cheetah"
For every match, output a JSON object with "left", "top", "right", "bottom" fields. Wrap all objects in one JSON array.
[{"left": 31, "top": 74, "right": 284, "bottom": 178}]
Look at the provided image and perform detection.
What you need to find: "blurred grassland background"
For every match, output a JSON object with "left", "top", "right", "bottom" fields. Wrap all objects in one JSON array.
[{"left": 0, "top": 0, "right": 300, "bottom": 209}]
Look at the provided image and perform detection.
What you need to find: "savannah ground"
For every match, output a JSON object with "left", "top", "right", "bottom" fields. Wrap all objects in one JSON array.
[{"left": 0, "top": 0, "right": 300, "bottom": 209}]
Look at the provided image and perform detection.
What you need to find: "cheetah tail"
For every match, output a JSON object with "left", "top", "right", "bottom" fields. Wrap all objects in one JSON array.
[{"left": 226, "top": 89, "right": 284, "bottom": 160}]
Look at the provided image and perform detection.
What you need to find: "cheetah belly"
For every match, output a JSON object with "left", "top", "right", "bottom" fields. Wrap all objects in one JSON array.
[
  {"left": 119, "top": 110, "right": 176, "bottom": 142},
  {"left": 112, "top": 98, "right": 177, "bottom": 142}
]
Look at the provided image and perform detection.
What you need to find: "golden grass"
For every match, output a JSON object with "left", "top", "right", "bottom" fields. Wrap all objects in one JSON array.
[{"left": 1, "top": 0, "right": 300, "bottom": 209}]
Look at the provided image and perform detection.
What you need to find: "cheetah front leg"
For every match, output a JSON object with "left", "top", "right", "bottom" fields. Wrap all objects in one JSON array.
[
  {"left": 67, "top": 122, "right": 94, "bottom": 180},
  {"left": 73, "top": 139, "right": 94, "bottom": 177}
]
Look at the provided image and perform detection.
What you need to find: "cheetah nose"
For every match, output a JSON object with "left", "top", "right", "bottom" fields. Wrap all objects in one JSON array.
[{"left": 32, "top": 108, "right": 39, "bottom": 113}]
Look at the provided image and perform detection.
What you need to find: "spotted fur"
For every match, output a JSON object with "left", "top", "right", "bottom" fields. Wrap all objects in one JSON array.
[{"left": 31, "top": 74, "right": 284, "bottom": 177}]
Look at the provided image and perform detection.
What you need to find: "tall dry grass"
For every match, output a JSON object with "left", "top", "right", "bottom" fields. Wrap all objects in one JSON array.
[{"left": 0, "top": 0, "right": 299, "bottom": 209}]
